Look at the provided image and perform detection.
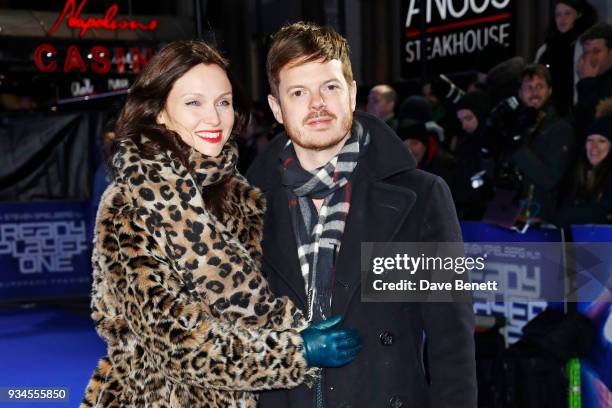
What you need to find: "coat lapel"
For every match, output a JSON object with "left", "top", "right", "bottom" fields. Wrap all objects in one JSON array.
[
  {"left": 262, "top": 185, "right": 309, "bottom": 310},
  {"left": 332, "top": 168, "right": 417, "bottom": 316}
]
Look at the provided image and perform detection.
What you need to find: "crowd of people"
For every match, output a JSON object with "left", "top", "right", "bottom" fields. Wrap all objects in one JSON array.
[
  {"left": 334, "top": 13, "right": 611, "bottom": 230},
  {"left": 235, "top": 7, "right": 612, "bottom": 231}
]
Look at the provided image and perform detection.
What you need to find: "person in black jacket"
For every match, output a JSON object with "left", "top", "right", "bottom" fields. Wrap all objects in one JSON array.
[
  {"left": 396, "top": 118, "right": 456, "bottom": 189},
  {"left": 247, "top": 21, "right": 476, "bottom": 408},
  {"left": 554, "top": 98, "right": 612, "bottom": 226},
  {"left": 509, "top": 64, "right": 575, "bottom": 221},
  {"left": 452, "top": 91, "right": 494, "bottom": 221},
  {"left": 575, "top": 23, "right": 612, "bottom": 140},
  {"left": 535, "top": 0, "right": 597, "bottom": 116}
]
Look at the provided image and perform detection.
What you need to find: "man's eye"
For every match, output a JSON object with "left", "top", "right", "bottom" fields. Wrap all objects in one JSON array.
[
  {"left": 327, "top": 84, "right": 339, "bottom": 91},
  {"left": 292, "top": 90, "right": 303, "bottom": 97}
]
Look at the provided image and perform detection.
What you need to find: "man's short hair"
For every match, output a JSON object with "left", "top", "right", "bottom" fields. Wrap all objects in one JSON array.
[
  {"left": 580, "top": 23, "right": 612, "bottom": 49},
  {"left": 371, "top": 84, "right": 397, "bottom": 104},
  {"left": 520, "top": 64, "right": 552, "bottom": 87},
  {"left": 266, "top": 21, "right": 353, "bottom": 97}
]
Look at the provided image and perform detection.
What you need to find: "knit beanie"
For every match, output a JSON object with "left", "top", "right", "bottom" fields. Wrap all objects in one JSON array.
[
  {"left": 455, "top": 91, "right": 492, "bottom": 122},
  {"left": 396, "top": 119, "right": 428, "bottom": 144},
  {"left": 586, "top": 98, "right": 612, "bottom": 142}
]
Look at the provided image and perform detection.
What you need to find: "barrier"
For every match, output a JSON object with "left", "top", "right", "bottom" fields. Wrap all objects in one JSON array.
[{"left": 461, "top": 221, "right": 564, "bottom": 344}]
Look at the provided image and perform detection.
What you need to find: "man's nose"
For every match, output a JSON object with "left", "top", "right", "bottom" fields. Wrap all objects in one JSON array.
[{"left": 309, "top": 90, "right": 326, "bottom": 110}]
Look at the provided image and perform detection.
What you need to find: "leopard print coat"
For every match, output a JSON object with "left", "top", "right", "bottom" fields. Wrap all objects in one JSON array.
[{"left": 81, "top": 137, "right": 312, "bottom": 407}]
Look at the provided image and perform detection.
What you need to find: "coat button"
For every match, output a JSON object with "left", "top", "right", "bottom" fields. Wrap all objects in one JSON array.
[
  {"left": 379, "top": 331, "right": 394, "bottom": 346},
  {"left": 389, "top": 395, "right": 403, "bottom": 408}
]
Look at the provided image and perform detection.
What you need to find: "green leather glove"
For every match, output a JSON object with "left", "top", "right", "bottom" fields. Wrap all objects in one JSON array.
[{"left": 300, "top": 315, "right": 362, "bottom": 368}]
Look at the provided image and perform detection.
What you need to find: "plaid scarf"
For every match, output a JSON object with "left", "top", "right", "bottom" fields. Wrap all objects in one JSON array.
[{"left": 280, "top": 120, "right": 369, "bottom": 323}]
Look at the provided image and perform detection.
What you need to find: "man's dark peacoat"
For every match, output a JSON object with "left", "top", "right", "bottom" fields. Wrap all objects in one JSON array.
[{"left": 247, "top": 111, "right": 477, "bottom": 408}]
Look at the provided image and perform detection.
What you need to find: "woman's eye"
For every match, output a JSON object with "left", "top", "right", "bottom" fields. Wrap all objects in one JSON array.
[
  {"left": 186, "top": 100, "right": 200, "bottom": 106},
  {"left": 218, "top": 100, "right": 232, "bottom": 107}
]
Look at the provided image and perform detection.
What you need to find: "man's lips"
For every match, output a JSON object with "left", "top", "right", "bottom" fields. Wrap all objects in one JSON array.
[
  {"left": 305, "top": 117, "right": 334, "bottom": 126},
  {"left": 196, "top": 130, "right": 222, "bottom": 143}
]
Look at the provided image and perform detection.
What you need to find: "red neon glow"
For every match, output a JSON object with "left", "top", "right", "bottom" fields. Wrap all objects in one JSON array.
[
  {"left": 91, "top": 46, "right": 111, "bottom": 74},
  {"left": 64, "top": 45, "right": 87, "bottom": 73},
  {"left": 33, "top": 44, "right": 154, "bottom": 74},
  {"left": 405, "top": 12, "right": 511, "bottom": 38},
  {"left": 129, "top": 48, "right": 153, "bottom": 74},
  {"left": 48, "top": 0, "right": 158, "bottom": 37},
  {"left": 114, "top": 47, "right": 126, "bottom": 74},
  {"left": 34, "top": 44, "right": 57, "bottom": 72}
]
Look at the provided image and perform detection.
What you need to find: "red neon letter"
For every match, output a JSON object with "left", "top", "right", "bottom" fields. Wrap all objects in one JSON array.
[
  {"left": 63, "top": 45, "right": 87, "bottom": 73},
  {"left": 130, "top": 48, "right": 153, "bottom": 74},
  {"left": 91, "top": 46, "right": 111, "bottom": 74},
  {"left": 34, "top": 44, "right": 58, "bottom": 72},
  {"left": 114, "top": 47, "right": 125, "bottom": 74}
]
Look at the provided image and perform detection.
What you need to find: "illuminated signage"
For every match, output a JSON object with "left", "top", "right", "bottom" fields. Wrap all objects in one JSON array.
[
  {"left": 49, "top": 0, "right": 158, "bottom": 37},
  {"left": 34, "top": 44, "right": 153, "bottom": 74},
  {"left": 400, "top": 0, "right": 514, "bottom": 78}
]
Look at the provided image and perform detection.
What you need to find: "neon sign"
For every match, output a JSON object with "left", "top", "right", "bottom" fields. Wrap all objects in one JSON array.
[
  {"left": 34, "top": 43, "right": 153, "bottom": 74},
  {"left": 48, "top": 0, "right": 159, "bottom": 37}
]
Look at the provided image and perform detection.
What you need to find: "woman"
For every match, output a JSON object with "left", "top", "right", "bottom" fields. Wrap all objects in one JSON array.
[
  {"left": 81, "top": 41, "right": 361, "bottom": 407},
  {"left": 553, "top": 98, "right": 612, "bottom": 227},
  {"left": 452, "top": 91, "right": 494, "bottom": 221},
  {"left": 535, "top": 0, "right": 597, "bottom": 116}
]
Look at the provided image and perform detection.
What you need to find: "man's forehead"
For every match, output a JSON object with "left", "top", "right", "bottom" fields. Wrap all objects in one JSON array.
[
  {"left": 278, "top": 58, "right": 346, "bottom": 86},
  {"left": 282, "top": 57, "right": 343, "bottom": 74},
  {"left": 522, "top": 75, "right": 547, "bottom": 85},
  {"left": 585, "top": 38, "right": 608, "bottom": 50},
  {"left": 457, "top": 108, "right": 474, "bottom": 116}
]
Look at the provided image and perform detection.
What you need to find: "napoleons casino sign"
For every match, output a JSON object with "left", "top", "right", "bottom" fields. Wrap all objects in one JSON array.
[
  {"left": 32, "top": 0, "right": 158, "bottom": 98},
  {"left": 400, "top": 0, "right": 515, "bottom": 78}
]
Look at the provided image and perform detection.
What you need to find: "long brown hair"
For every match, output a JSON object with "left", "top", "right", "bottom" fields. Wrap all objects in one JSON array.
[
  {"left": 111, "top": 40, "right": 248, "bottom": 168},
  {"left": 111, "top": 40, "right": 248, "bottom": 218},
  {"left": 572, "top": 153, "right": 612, "bottom": 202}
]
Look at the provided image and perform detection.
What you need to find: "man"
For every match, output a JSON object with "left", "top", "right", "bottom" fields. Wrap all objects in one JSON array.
[
  {"left": 575, "top": 23, "right": 612, "bottom": 139},
  {"left": 366, "top": 84, "right": 398, "bottom": 130},
  {"left": 247, "top": 22, "right": 476, "bottom": 408},
  {"left": 509, "top": 64, "right": 574, "bottom": 221}
]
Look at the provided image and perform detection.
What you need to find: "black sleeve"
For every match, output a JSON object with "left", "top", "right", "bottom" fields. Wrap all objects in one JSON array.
[
  {"left": 511, "top": 121, "right": 575, "bottom": 191},
  {"left": 574, "top": 77, "right": 600, "bottom": 138},
  {"left": 418, "top": 177, "right": 477, "bottom": 408}
]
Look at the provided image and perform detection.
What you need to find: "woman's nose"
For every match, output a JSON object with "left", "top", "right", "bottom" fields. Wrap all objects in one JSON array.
[{"left": 201, "top": 105, "right": 221, "bottom": 125}]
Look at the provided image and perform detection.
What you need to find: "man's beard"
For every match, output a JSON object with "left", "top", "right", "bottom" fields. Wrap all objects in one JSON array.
[{"left": 285, "top": 108, "right": 353, "bottom": 152}]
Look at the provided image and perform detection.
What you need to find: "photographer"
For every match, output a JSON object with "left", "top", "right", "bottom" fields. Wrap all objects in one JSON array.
[{"left": 492, "top": 65, "right": 575, "bottom": 221}]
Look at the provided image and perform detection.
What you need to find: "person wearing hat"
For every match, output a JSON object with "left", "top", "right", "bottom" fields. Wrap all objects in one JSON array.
[
  {"left": 553, "top": 98, "right": 612, "bottom": 226},
  {"left": 452, "top": 91, "right": 494, "bottom": 220},
  {"left": 397, "top": 118, "right": 455, "bottom": 189},
  {"left": 535, "top": 0, "right": 598, "bottom": 116}
]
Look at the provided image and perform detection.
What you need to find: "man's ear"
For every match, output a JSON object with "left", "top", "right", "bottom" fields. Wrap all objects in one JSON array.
[
  {"left": 349, "top": 80, "right": 357, "bottom": 112},
  {"left": 267, "top": 94, "right": 284, "bottom": 124}
]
